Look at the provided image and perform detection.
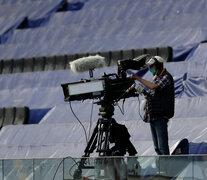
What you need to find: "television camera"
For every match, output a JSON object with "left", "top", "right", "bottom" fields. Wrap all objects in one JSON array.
[
  {"left": 61, "top": 54, "right": 151, "bottom": 179},
  {"left": 61, "top": 54, "right": 150, "bottom": 104}
]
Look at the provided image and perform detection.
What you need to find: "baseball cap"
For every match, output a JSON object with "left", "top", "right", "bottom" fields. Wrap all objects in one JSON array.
[{"left": 146, "top": 56, "right": 165, "bottom": 66}]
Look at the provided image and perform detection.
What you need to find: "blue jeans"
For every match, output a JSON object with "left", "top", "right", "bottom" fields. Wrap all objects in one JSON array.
[{"left": 150, "top": 119, "right": 170, "bottom": 155}]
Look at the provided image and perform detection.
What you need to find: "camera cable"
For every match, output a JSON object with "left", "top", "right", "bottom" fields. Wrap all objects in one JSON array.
[
  {"left": 88, "top": 99, "right": 94, "bottom": 139},
  {"left": 51, "top": 155, "right": 79, "bottom": 180},
  {"left": 52, "top": 101, "right": 92, "bottom": 180},
  {"left": 68, "top": 100, "right": 95, "bottom": 176},
  {"left": 69, "top": 101, "right": 88, "bottom": 144},
  {"left": 68, "top": 101, "right": 94, "bottom": 179},
  {"left": 115, "top": 99, "right": 125, "bottom": 115}
]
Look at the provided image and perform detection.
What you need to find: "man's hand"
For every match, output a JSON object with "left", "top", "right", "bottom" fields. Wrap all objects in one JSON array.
[
  {"left": 128, "top": 74, "right": 158, "bottom": 90},
  {"left": 129, "top": 74, "right": 137, "bottom": 79}
]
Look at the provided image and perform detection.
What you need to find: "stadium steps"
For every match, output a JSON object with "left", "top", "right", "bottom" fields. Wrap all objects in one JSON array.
[
  {"left": 0, "top": 26, "right": 204, "bottom": 60},
  {"left": 0, "top": 0, "right": 205, "bottom": 60},
  {"left": 83, "top": 0, "right": 206, "bottom": 16},
  {"left": 46, "top": 5, "right": 207, "bottom": 27},
  {"left": 5, "top": 14, "right": 207, "bottom": 46},
  {"left": 0, "top": 95, "right": 207, "bottom": 158},
  {"left": 0, "top": 46, "right": 172, "bottom": 74},
  {"left": 0, "top": 106, "right": 29, "bottom": 129},
  {"left": 0, "top": 0, "right": 206, "bottom": 61}
]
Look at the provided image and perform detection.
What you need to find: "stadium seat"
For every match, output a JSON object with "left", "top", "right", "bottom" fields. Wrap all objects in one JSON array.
[
  {"left": 55, "top": 55, "right": 67, "bottom": 70},
  {"left": 2, "top": 59, "right": 13, "bottom": 74},
  {"left": 33, "top": 56, "right": 45, "bottom": 72},
  {"left": 13, "top": 106, "right": 29, "bottom": 125},
  {"left": 87, "top": 52, "right": 100, "bottom": 61},
  {"left": 44, "top": 56, "right": 55, "bottom": 71},
  {"left": 65, "top": 54, "right": 79, "bottom": 68},
  {"left": 77, "top": 53, "right": 89, "bottom": 59},
  {"left": 99, "top": 51, "right": 111, "bottom": 66},
  {"left": 2, "top": 107, "right": 15, "bottom": 127},
  {"left": 12, "top": 58, "right": 24, "bottom": 73},
  {"left": 158, "top": 46, "right": 173, "bottom": 62},
  {"left": 122, "top": 49, "right": 133, "bottom": 60},
  {"left": 110, "top": 50, "right": 122, "bottom": 66},
  {"left": 0, "top": 60, "right": 3, "bottom": 74},
  {"left": 146, "top": 47, "right": 158, "bottom": 56},
  {"left": 0, "top": 107, "right": 30, "bottom": 129},
  {"left": 23, "top": 57, "right": 34, "bottom": 72},
  {"left": 134, "top": 48, "right": 147, "bottom": 58},
  {"left": 0, "top": 108, "right": 5, "bottom": 129}
]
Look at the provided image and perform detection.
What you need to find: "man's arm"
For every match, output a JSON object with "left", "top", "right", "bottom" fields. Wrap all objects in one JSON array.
[{"left": 129, "top": 74, "right": 158, "bottom": 90}]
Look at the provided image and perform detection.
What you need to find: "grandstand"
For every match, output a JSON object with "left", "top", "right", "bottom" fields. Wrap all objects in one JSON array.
[{"left": 0, "top": 0, "right": 207, "bottom": 179}]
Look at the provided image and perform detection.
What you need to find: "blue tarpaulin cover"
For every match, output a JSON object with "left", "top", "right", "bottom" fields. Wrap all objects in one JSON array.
[
  {"left": 0, "top": 0, "right": 207, "bottom": 59},
  {"left": 0, "top": 62, "right": 207, "bottom": 158},
  {"left": 0, "top": 0, "right": 207, "bottom": 159}
]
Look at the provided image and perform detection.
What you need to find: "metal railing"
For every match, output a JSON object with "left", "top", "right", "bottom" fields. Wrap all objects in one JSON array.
[{"left": 0, "top": 155, "right": 206, "bottom": 180}]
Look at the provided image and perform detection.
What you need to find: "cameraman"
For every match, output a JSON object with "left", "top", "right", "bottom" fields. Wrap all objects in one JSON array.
[{"left": 129, "top": 56, "right": 174, "bottom": 155}]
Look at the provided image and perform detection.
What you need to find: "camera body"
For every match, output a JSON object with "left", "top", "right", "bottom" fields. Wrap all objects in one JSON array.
[{"left": 61, "top": 72, "right": 136, "bottom": 102}]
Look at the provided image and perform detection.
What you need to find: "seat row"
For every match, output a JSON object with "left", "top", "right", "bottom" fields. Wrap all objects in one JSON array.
[{"left": 0, "top": 46, "right": 172, "bottom": 74}]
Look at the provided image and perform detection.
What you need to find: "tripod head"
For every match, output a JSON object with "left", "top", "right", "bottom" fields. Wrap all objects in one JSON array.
[{"left": 96, "top": 100, "right": 115, "bottom": 119}]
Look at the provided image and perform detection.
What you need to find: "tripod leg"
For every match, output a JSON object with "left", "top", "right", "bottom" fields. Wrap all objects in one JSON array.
[
  {"left": 73, "top": 116, "right": 114, "bottom": 178},
  {"left": 84, "top": 124, "right": 98, "bottom": 157},
  {"left": 73, "top": 123, "right": 99, "bottom": 179}
]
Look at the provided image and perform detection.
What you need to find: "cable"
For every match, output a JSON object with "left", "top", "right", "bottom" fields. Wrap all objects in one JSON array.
[
  {"left": 67, "top": 100, "right": 97, "bottom": 179},
  {"left": 52, "top": 101, "right": 88, "bottom": 180},
  {"left": 137, "top": 96, "right": 144, "bottom": 121},
  {"left": 122, "top": 99, "right": 125, "bottom": 114},
  {"left": 116, "top": 99, "right": 125, "bottom": 115},
  {"left": 68, "top": 159, "right": 81, "bottom": 177},
  {"left": 68, "top": 160, "right": 94, "bottom": 180},
  {"left": 52, "top": 156, "right": 79, "bottom": 180},
  {"left": 68, "top": 100, "right": 94, "bottom": 178},
  {"left": 113, "top": 91, "right": 127, "bottom": 103},
  {"left": 69, "top": 101, "right": 88, "bottom": 144},
  {"left": 52, "top": 155, "right": 94, "bottom": 180},
  {"left": 88, "top": 99, "right": 94, "bottom": 139}
]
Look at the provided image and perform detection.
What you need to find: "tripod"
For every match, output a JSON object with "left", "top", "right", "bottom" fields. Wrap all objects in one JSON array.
[{"left": 73, "top": 100, "right": 137, "bottom": 179}]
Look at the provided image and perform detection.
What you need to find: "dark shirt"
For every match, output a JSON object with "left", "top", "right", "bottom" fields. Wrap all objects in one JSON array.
[{"left": 145, "top": 68, "right": 172, "bottom": 122}]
